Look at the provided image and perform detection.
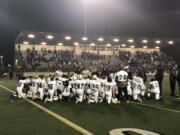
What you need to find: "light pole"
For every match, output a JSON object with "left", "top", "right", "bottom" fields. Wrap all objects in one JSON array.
[
  {"left": 84, "top": 0, "right": 87, "bottom": 35},
  {"left": 0, "top": 56, "right": 4, "bottom": 77}
]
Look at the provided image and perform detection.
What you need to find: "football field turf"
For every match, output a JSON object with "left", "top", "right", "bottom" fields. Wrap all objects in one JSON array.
[{"left": 0, "top": 77, "right": 180, "bottom": 135}]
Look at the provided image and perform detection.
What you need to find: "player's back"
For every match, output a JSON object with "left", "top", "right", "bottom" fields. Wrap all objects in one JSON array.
[
  {"left": 105, "top": 82, "right": 116, "bottom": 92},
  {"left": 150, "top": 81, "right": 159, "bottom": 90},
  {"left": 37, "top": 79, "right": 46, "bottom": 88},
  {"left": 17, "top": 80, "right": 26, "bottom": 89},
  {"left": 47, "top": 81, "right": 56, "bottom": 90},
  {"left": 115, "top": 70, "right": 128, "bottom": 82},
  {"left": 31, "top": 79, "right": 38, "bottom": 89}
]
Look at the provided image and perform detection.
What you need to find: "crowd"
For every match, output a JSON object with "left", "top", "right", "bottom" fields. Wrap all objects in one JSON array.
[
  {"left": 15, "top": 46, "right": 175, "bottom": 74},
  {"left": 16, "top": 47, "right": 77, "bottom": 71},
  {"left": 118, "top": 50, "right": 175, "bottom": 73}
]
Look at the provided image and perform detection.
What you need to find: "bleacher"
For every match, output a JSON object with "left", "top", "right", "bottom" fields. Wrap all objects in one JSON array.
[{"left": 14, "top": 32, "right": 176, "bottom": 73}]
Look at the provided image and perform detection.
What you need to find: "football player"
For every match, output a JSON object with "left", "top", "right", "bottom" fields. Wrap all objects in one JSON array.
[
  {"left": 115, "top": 68, "right": 129, "bottom": 103},
  {"left": 88, "top": 75, "right": 101, "bottom": 104},
  {"left": 147, "top": 78, "right": 160, "bottom": 100},
  {"left": 127, "top": 79, "right": 133, "bottom": 97},
  {"left": 45, "top": 77, "right": 57, "bottom": 103},
  {"left": 62, "top": 80, "right": 72, "bottom": 101},
  {"left": 37, "top": 75, "right": 46, "bottom": 100},
  {"left": 98, "top": 76, "right": 107, "bottom": 103},
  {"left": 131, "top": 74, "right": 146, "bottom": 103},
  {"left": 56, "top": 78, "right": 64, "bottom": 99},
  {"left": 15, "top": 76, "right": 27, "bottom": 98},
  {"left": 84, "top": 76, "right": 92, "bottom": 101},
  {"left": 31, "top": 76, "right": 39, "bottom": 100},
  {"left": 104, "top": 76, "right": 116, "bottom": 104},
  {"left": 75, "top": 74, "right": 85, "bottom": 103}
]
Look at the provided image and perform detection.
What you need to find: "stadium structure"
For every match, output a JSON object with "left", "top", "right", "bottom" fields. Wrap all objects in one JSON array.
[
  {"left": 1, "top": 0, "right": 180, "bottom": 135},
  {"left": 15, "top": 31, "right": 176, "bottom": 73}
]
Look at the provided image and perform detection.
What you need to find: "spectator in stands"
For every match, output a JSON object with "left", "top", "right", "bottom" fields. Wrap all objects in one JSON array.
[{"left": 15, "top": 46, "right": 175, "bottom": 74}]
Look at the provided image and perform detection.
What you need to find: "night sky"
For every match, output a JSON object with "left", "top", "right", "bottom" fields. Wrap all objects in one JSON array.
[{"left": 0, "top": 0, "right": 180, "bottom": 65}]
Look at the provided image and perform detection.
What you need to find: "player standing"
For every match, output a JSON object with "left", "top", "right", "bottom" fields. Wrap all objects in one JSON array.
[{"left": 115, "top": 68, "right": 129, "bottom": 103}]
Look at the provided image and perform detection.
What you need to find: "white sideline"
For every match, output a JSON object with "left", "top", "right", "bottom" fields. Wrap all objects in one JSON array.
[
  {"left": 131, "top": 101, "right": 180, "bottom": 113},
  {"left": 0, "top": 84, "right": 94, "bottom": 135}
]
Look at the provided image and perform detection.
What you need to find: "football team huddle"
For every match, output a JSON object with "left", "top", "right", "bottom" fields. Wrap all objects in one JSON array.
[{"left": 14, "top": 68, "right": 161, "bottom": 104}]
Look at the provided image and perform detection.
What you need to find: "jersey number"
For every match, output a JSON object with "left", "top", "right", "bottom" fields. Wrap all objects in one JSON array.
[{"left": 119, "top": 75, "right": 127, "bottom": 81}]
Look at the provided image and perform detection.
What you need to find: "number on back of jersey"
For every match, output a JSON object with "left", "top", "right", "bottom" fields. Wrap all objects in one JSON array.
[
  {"left": 38, "top": 83, "right": 43, "bottom": 88},
  {"left": 48, "top": 84, "right": 53, "bottom": 90}
]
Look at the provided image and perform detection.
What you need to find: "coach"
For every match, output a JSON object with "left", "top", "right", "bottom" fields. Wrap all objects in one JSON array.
[
  {"left": 155, "top": 65, "right": 164, "bottom": 96},
  {"left": 176, "top": 66, "right": 180, "bottom": 94},
  {"left": 169, "top": 65, "right": 177, "bottom": 97}
]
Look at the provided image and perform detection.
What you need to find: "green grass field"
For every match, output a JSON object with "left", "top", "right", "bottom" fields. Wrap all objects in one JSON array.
[{"left": 0, "top": 77, "right": 180, "bottom": 135}]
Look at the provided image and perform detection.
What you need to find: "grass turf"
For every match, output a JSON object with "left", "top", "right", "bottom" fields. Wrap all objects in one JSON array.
[
  {"left": 0, "top": 80, "right": 80, "bottom": 135},
  {"left": 0, "top": 77, "right": 180, "bottom": 135}
]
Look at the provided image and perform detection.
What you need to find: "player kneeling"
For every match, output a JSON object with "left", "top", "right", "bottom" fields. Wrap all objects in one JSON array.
[
  {"left": 62, "top": 80, "right": 73, "bottom": 101},
  {"left": 132, "top": 75, "right": 146, "bottom": 103},
  {"left": 75, "top": 75, "right": 85, "bottom": 103},
  {"left": 29, "top": 76, "right": 39, "bottom": 100},
  {"left": 44, "top": 77, "right": 56, "bottom": 103},
  {"left": 147, "top": 79, "right": 160, "bottom": 100},
  {"left": 127, "top": 79, "right": 133, "bottom": 97},
  {"left": 15, "top": 77, "right": 27, "bottom": 98},
  {"left": 88, "top": 75, "right": 101, "bottom": 104},
  {"left": 104, "top": 76, "right": 116, "bottom": 104},
  {"left": 37, "top": 75, "right": 46, "bottom": 100}
]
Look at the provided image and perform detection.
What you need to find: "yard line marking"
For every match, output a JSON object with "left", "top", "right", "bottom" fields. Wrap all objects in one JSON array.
[
  {"left": 0, "top": 84, "right": 94, "bottom": 135},
  {"left": 131, "top": 101, "right": 180, "bottom": 113}
]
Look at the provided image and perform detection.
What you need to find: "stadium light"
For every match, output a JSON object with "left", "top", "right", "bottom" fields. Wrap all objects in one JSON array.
[
  {"left": 113, "top": 38, "right": 119, "bottom": 42},
  {"left": 130, "top": 45, "right": 135, "bottom": 48},
  {"left": 28, "top": 34, "right": 35, "bottom": 38},
  {"left": 142, "top": 39, "right": 148, "bottom": 44},
  {"left": 143, "top": 46, "right": 148, "bottom": 49},
  {"left": 74, "top": 42, "right": 79, "bottom": 45},
  {"left": 155, "top": 40, "right": 161, "bottom": 44},
  {"left": 23, "top": 41, "right": 29, "bottom": 45},
  {"left": 98, "top": 38, "right": 104, "bottom": 42},
  {"left": 82, "top": 37, "right": 88, "bottom": 41},
  {"left": 90, "top": 43, "right": 95, "bottom": 46},
  {"left": 121, "top": 44, "right": 126, "bottom": 47},
  {"left": 128, "top": 39, "right": 134, "bottom": 43},
  {"left": 47, "top": 35, "right": 54, "bottom": 39},
  {"left": 155, "top": 46, "right": 160, "bottom": 49},
  {"left": 106, "top": 43, "right": 111, "bottom": 47},
  {"left": 168, "top": 41, "right": 174, "bottom": 45},
  {"left": 65, "top": 36, "right": 71, "bottom": 40},
  {"left": 41, "top": 42, "right": 46, "bottom": 45},
  {"left": 58, "top": 43, "right": 63, "bottom": 46}
]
